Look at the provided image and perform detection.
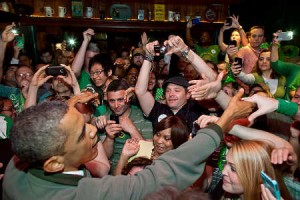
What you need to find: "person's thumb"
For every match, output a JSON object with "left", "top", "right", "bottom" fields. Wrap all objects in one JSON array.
[
  {"left": 248, "top": 110, "right": 261, "bottom": 123},
  {"left": 217, "top": 71, "right": 225, "bottom": 81},
  {"left": 233, "top": 88, "right": 245, "bottom": 99}
]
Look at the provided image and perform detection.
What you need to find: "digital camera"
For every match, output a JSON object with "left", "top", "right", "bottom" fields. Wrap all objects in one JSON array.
[
  {"left": 45, "top": 66, "right": 67, "bottom": 77},
  {"left": 154, "top": 45, "right": 167, "bottom": 54}
]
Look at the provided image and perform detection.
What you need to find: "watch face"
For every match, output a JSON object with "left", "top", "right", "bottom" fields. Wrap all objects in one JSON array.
[{"left": 205, "top": 7, "right": 217, "bottom": 22}]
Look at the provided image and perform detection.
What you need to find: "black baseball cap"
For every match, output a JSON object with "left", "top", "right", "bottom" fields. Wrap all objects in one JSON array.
[{"left": 162, "top": 76, "right": 189, "bottom": 89}]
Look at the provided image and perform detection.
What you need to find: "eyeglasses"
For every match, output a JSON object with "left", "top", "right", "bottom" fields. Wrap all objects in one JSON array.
[
  {"left": 108, "top": 98, "right": 126, "bottom": 104},
  {"left": 16, "top": 73, "right": 33, "bottom": 79},
  {"left": 90, "top": 69, "right": 104, "bottom": 77}
]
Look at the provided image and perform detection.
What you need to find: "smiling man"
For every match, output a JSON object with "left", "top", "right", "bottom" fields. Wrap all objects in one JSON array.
[{"left": 136, "top": 74, "right": 209, "bottom": 133}]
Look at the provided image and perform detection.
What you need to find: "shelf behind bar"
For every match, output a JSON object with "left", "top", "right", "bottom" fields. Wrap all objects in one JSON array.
[{"left": 19, "top": 16, "right": 223, "bottom": 32}]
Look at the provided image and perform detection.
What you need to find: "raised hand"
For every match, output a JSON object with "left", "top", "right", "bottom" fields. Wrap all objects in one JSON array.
[
  {"left": 1, "top": 22, "right": 16, "bottom": 43},
  {"left": 83, "top": 28, "right": 95, "bottom": 43},
  {"left": 163, "top": 35, "right": 188, "bottom": 55},
  {"left": 121, "top": 138, "right": 140, "bottom": 158},
  {"left": 141, "top": 32, "right": 149, "bottom": 47},
  {"left": 30, "top": 65, "right": 53, "bottom": 87}
]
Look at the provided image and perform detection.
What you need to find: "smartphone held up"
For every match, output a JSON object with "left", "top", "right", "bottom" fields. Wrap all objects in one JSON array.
[
  {"left": 260, "top": 171, "right": 281, "bottom": 200},
  {"left": 225, "top": 17, "right": 232, "bottom": 26},
  {"left": 277, "top": 31, "right": 293, "bottom": 41}
]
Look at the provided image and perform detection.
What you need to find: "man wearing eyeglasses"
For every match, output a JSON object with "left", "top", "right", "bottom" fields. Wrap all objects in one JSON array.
[
  {"left": 93, "top": 79, "right": 153, "bottom": 174},
  {"left": 84, "top": 53, "right": 116, "bottom": 104},
  {"left": 0, "top": 65, "right": 34, "bottom": 113}
]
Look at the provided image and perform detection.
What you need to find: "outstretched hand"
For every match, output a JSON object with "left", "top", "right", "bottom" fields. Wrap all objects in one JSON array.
[
  {"left": 227, "top": 88, "right": 255, "bottom": 120},
  {"left": 68, "top": 91, "right": 99, "bottom": 107},
  {"left": 242, "top": 94, "right": 278, "bottom": 123},
  {"left": 188, "top": 72, "right": 224, "bottom": 100}
]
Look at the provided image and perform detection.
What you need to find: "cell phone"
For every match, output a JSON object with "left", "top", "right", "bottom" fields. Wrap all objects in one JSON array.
[
  {"left": 191, "top": 122, "right": 200, "bottom": 138},
  {"left": 229, "top": 40, "right": 237, "bottom": 47},
  {"left": 14, "top": 35, "right": 24, "bottom": 49},
  {"left": 225, "top": 17, "right": 232, "bottom": 26},
  {"left": 260, "top": 171, "right": 281, "bottom": 200},
  {"left": 277, "top": 31, "right": 293, "bottom": 41},
  {"left": 191, "top": 18, "right": 201, "bottom": 25},
  {"left": 234, "top": 57, "right": 242, "bottom": 66},
  {"left": 110, "top": 114, "right": 119, "bottom": 124},
  {"left": 45, "top": 66, "right": 67, "bottom": 77}
]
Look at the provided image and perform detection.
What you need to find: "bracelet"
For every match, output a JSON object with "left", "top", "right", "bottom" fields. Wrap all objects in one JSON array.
[
  {"left": 238, "top": 26, "right": 243, "bottom": 30},
  {"left": 144, "top": 54, "right": 154, "bottom": 62}
]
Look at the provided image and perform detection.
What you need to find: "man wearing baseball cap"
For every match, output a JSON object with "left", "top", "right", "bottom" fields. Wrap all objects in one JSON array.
[{"left": 136, "top": 73, "right": 208, "bottom": 133}]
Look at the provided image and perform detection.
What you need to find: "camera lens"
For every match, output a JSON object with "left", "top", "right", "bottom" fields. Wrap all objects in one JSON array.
[{"left": 160, "top": 46, "right": 167, "bottom": 54}]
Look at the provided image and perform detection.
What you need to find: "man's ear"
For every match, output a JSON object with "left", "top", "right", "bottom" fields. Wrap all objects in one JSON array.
[
  {"left": 43, "top": 156, "right": 65, "bottom": 173},
  {"left": 186, "top": 90, "right": 191, "bottom": 99}
]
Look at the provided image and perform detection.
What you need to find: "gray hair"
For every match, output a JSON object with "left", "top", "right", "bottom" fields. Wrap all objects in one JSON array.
[
  {"left": 10, "top": 101, "right": 69, "bottom": 165},
  {"left": 87, "top": 42, "right": 100, "bottom": 53}
]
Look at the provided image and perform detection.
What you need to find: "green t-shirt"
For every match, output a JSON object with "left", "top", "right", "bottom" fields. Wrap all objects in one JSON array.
[
  {"left": 0, "top": 85, "right": 24, "bottom": 113},
  {"left": 0, "top": 114, "right": 13, "bottom": 139},
  {"left": 195, "top": 44, "right": 220, "bottom": 64},
  {"left": 100, "top": 106, "right": 153, "bottom": 173},
  {"left": 78, "top": 70, "right": 93, "bottom": 90}
]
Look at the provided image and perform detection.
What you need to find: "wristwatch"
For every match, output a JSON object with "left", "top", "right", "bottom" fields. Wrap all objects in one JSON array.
[
  {"left": 181, "top": 47, "right": 191, "bottom": 58},
  {"left": 144, "top": 54, "right": 154, "bottom": 62}
]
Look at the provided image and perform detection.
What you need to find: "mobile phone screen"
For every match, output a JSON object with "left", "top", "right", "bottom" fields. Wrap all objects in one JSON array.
[{"left": 14, "top": 36, "right": 24, "bottom": 49}]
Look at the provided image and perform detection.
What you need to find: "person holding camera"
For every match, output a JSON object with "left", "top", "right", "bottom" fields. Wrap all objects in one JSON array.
[
  {"left": 228, "top": 25, "right": 266, "bottom": 75},
  {"left": 24, "top": 65, "right": 80, "bottom": 109},
  {"left": 271, "top": 30, "right": 300, "bottom": 101},
  {"left": 218, "top": 15, "right": 248, "bottom": 63},
  {"left": 135, "top": 35, "right": 217, "bottom": 133}
]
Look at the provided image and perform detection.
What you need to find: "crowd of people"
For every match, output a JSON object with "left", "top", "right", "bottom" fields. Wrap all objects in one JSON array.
[{"left": 1, "top": 15, "right": 300, "bottom": 199}]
